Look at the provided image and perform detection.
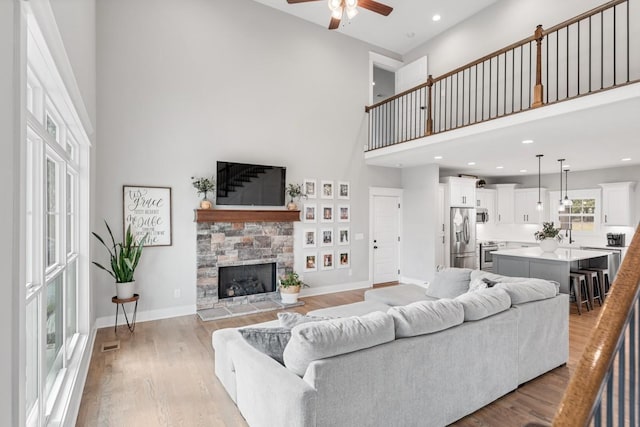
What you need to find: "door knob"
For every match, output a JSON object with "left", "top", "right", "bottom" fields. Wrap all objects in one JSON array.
[{"left": 373, "top": 246, "right": 378, "bottom": 249}]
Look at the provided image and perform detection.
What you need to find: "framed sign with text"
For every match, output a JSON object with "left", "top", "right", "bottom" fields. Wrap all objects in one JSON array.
[{"left": 123, "top": 185, "right": 172, "bottom": 246}]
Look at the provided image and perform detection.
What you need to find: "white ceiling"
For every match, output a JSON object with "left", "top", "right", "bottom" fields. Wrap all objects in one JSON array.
[
  {"left": 251, "top": 0, "right": 498, "bottom": 55},
  {"left": 365, "top": 83, "right": 640, "bottom": 178}
]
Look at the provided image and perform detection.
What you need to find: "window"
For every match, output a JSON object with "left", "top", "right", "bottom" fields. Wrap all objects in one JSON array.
[{"left": 550, "top": 189, "right": 600, "bottom": 234}]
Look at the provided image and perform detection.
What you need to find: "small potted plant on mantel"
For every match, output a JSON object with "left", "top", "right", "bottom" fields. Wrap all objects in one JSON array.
[
  {"left": 192, "top": 176, "right": 216, "bottom": 209},
  {"left": 285, "top": 183, "right": 307, "bottom": 211},
  {"left": 534, "top": 221, "right": 563, "bottom": 253},
  {"left": 92, "top": 221, "right": 147, "bottom": 299},
  {"left": 279, "top": 271, "right": 307, "bottom": 304}
]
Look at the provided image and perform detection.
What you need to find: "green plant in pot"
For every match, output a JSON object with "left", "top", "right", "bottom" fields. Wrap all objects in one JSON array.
[
  {"left": 92, "top": 220, "right": 147, "bottom": 299},
  {"left": 192, "top": 176, "right": 215, "bottom": 209},
  {"left": 279, "top": 271, "right": 307, "bottom": 304},
  {"left": 534, "top": 221, "right": 563, "bottom": 252},
  {"left": 285, "top": 183, "right": 307, "bottom": 210}
]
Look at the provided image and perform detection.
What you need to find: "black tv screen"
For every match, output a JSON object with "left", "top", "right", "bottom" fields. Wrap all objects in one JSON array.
[{"left": 216, "top": 161, "right": 286, "bottom": 206}]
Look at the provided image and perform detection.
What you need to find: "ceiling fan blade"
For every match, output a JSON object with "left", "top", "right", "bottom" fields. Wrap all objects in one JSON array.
[
  {"left": 358, "top": 0, "right": 393, "bottom": 16},
  {"left": 286, "top": 0, "right": 322, "bottom": 3},
  {"left": 328, "top": 16, "right": 341, "bottom": 30}
]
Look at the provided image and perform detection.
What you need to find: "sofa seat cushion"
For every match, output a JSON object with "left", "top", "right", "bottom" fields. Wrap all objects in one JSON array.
[
  {"left": 388, "top": 299, "right": 464, "bottom": 338},
  {"left": 455, "top": 288, "right": 512, "bottom": 321},
  {"left": 283, "top": 311, "right": 395, "bottom": 376},
  {"left": 495, "top": 281, "right": 557, "bottom": 304},
  {"left": 426, "top": 268, "right": 473, "bottom": 299},
  {"left": 307, "top": 300, "right": 390, "bottom": 318},
  {"left": 365, "top": 284, "right": 435, "bottom": 306}
]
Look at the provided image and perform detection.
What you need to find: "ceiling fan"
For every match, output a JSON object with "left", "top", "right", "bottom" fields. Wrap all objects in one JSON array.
[{"left": 286, "top": 0, "right": 393, "bottom": 30}]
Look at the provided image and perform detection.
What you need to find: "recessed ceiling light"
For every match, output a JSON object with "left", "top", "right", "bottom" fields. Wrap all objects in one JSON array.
[
  {"left": 522, "top": 139, "right": 534, "bottom": 144},
  {"left": 467, "top": 162, "right": 476, "bottom": 166},
  {"left": 434, "top": 155, "right": 443, "bottom": 160},
  {"left": 432, "top": 14, "right": 441, "bottom": 22},
  {"left": 520, "top": 169, "right": 527, "bottom": 173},
  {"left": 496, "top": 166, "right": 504, "bottom": 169},
  {"left": 622, "top": 157, "right": 632, "bottom": 161}
]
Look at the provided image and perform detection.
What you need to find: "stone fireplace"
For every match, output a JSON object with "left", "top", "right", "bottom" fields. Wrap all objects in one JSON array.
[{"left": 195, "top": 210, "right": 298, "bottom": 311}]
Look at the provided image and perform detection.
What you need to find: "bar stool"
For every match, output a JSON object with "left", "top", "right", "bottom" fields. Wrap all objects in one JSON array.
[
  {"left": 569, "top": 272, "right": 591, "bottom": 315},
  {"left": 585, "top": 268, "right": 611, "bottom": 300},
  {"left": 576, "top": 269, "right": 603, "bottom": 309}
]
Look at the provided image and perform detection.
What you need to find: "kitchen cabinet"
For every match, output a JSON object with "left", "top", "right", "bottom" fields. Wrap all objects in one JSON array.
[
  {"left": 600, "top": 182, "right": 636, "bottom": 226},
  {"left": 476, "top": 189, "right": 496, "bottom": 224},
  {"left": 514, "top": 188, "right": 546, "bottom": 224},
  {"left": 442, "top": 176, "right": 476, "bottom": 208},
  {"left": 495, "top": 184, "right": 517, "bottom": 224}
]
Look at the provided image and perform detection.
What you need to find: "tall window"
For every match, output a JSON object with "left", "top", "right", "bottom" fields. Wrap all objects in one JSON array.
[{"left": 550, "top": 189, "right": 600, "bottom": 234}]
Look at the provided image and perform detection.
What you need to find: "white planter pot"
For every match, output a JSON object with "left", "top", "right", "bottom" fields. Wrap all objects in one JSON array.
[
  {"left": 539, "top": 239, "right": 559, "bottom": 253},
  {"left": 281, "top": 292, "right": 299, "bottom": 304},
  {"left": 116, "top": 281, "right": 136, "bottom": 299}
]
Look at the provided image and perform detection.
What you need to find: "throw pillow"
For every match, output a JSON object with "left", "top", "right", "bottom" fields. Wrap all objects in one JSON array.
[
  {"left": 278, "top": 312, "right": 330, "bottom": 329},
  {"left": 388, "top": 299, "right": 464, "bottom": 338},
  {"left": 283, "top": 311, "right": 395, "bottom": 377},
  {"left": 468, "top": 278, "right": 487, "bottom": 292},
  {"left": 239, "top": 327, "right": 291, "bottom": 365},
  {"left": 425, "top": 267, "right": 472, "bottom": 299},
  {"left": 455, "top": 288, "right": 512, "bottom": 321}
]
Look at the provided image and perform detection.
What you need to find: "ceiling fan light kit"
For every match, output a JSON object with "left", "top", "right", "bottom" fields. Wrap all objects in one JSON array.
[{"left": 287, "top": 0, "right": 393, "bottom": 30}]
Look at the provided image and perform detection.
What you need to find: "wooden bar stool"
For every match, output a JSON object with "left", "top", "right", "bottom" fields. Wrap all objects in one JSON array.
[
  {"left": 585, "top": 268, "right": 611, "bottom": 300},
  {"left": 577, "top": 269, "right": 603, "bottom": 309},
  {"left": 569, "top": 272, "right": 590, "bottom": 315}
]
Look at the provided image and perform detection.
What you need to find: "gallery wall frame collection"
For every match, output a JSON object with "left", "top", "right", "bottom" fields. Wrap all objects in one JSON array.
[{"left": 301, "top": 179, "right": 350, "bottom": 272}]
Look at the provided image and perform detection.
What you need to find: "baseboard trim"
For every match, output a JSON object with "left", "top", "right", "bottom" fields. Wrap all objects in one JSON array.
[
  {"left": 95, "top": 304, "right": 197, "bottom": 329},
  {"left": 300, "top": 280, "right": 372, "bottom": 297},
  {"left": 400, "top": 276, "right": 430, "bottom": 289}
]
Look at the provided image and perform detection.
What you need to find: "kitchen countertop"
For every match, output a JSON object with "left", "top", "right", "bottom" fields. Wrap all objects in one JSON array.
[{"left": 491, "top": 247, "right": 614, "bottom": 262}]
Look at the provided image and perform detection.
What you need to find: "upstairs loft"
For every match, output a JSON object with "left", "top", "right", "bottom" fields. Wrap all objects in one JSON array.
[{"left": 365, "top": 0, "right": 640, "bottom": 175}]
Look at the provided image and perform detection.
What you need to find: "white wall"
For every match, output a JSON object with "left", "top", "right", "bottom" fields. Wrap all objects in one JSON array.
[
  {"left": 401, "top": 164, "right": 439, "bottom": 282},
  {"left": 1, "top": 0, "right": 19, "bottom": 424},
  {"left": 95, "top": 0, "right": 401, "bottom": 320}
]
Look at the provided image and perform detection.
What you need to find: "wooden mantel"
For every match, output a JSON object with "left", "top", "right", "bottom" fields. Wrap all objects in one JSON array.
[{"left": 194, "top": 209, "right": 301, "bottom": 223}]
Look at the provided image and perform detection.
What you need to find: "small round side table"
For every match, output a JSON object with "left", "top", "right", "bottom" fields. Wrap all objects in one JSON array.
[{"left": 112, "top": 293, "right": 139, "bottom": 333}]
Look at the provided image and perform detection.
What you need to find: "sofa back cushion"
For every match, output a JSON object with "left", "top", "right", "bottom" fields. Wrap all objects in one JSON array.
[
  {"left": 455, "top": 288, "right": 512, "bottom": 321},
  {"left": 283, "top": 311, "right": 395, "bottom": 376},
  {"left": 388, "top": 299, "right": 464, "bottom": 338},
  {"left": 495, "top": 281, "right": 557, "bottom": 304},
  {"left": 426, "top": 268, "right": 472, "bottom": 299}
]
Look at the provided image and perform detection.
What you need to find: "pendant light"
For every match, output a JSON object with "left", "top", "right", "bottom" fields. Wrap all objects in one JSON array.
[
  {"left": 557, "top": 159, "right": 565, "bottom": 212},
  {"left": 563, "top": 169, "right": 573, "bottom": 206},
  {"left": 536, "top": 154, "right": 544, "bottom": 211}
]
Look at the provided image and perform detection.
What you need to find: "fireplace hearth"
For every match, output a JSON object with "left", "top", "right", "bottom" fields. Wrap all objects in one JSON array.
[{"left": 218, "top": 263, "right": 276, "bottom": 299}]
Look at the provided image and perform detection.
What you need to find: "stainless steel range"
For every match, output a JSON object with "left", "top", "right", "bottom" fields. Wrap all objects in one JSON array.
[{"left": 479, "top": 241, "right": 506, "bottom": 272}]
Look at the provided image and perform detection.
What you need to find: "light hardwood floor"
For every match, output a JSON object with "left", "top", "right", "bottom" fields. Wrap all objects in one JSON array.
[{"left": 76, "top": 288, "right": 600, "bottom": 427}]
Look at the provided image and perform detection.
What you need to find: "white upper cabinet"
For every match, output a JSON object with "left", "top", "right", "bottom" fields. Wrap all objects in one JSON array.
[
  {"left": 443, "top": 177, "right": 476, "bottom": 208},
  {"left": 600, "top": 182, "right": 636, "bottom": 226},
  {"left": 495, "top": 184, "right": 517, "bottom": 224},
  {"left": 476, "top": 188, "right": 496, "bottom": 224},
  {"left": 514, "top": 188, "right": 547, "bottom": 224}
]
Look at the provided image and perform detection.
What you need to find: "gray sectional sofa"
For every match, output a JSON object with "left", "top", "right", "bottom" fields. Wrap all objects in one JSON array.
[{"left": 212, "top": 269, "right": 569, "bottom": 427}]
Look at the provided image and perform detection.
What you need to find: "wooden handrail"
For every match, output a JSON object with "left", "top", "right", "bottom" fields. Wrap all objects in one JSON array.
[
  {"left": 554, "top": 224, "right": 640, "bottom": 425},
  {"left": 543, "top": 0, "right": 626, "bottom": 35},
  {"left": 365, "top": 81, "right": 430, "bottom": 112}
]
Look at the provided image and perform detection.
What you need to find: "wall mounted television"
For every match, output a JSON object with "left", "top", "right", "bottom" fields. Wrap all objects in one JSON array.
[{"left": 216, "top": 161, "right": 286, "bottom": 207}]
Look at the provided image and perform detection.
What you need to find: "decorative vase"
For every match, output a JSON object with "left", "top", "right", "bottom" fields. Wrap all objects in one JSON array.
[
  {"left": 287, "top": 201, "right": 298, "bottom": 211},
  {"left": 116, "top": 281, "right": 135, "bottom": 299},
  {"left": 280, "top": 285, "right": 301, "bottom": 304},
  {"left": 200, "top": 192, "right": 213, "bottom": 209},
  {"left": 539, "top": 239, "right": 559, "bottom": 253}
]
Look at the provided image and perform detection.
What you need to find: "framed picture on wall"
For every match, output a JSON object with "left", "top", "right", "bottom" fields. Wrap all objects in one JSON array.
[
  {"left": 338, "top": 181, "right": 350, "bottom": 200},
  {"left": 338, "top": 205, "right": 350, "bottom": 223},
  {"left": 123, "top": 185, "right": 172, "bottom": 246},
  {"left": 304, "top": 253, "right": 318, "bottom": 272},
  {"left": 320, "top": 228, "right": 333, "bottom": 247},
  {"left": 338, "top": 227, "right": 350, "bottom": 246},
  {"left": 321, "top": 204, "right": 334, "bottom": 223},
  {"left": 337, "top": 250, "right": 350, "bottom": 269},
  {"left": 303, "top": 204, "right": 317, "bottom": 223},
  {"left": 321, "top": 251, "right": 334, "bottom": 270},
  {"left": 321, "top": 180, "right": 334, "bottom": 199},
  {"left": 303, "top": 229, "right": 317, "bottom": 248},
  {"left": 304, "top": 179, "right": 317, "bottom": 199}
]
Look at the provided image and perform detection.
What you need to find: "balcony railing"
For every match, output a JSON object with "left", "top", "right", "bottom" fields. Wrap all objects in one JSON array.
[{"left": 365, "top": 0, "right": 638, "bottom": 152}]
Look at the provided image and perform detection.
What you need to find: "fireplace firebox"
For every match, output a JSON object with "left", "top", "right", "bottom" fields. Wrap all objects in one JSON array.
[{"left": 218, "top": 263, "right": 277, "bottom": 299}]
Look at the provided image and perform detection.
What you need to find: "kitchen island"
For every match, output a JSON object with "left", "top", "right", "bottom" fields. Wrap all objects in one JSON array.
[{"left": 492, "top": 247, "right": 613, "bottom": 294}]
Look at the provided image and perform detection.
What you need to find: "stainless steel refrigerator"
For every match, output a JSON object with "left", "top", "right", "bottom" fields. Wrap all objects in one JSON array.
[{"left": 450, "top": 207, "right": 476, "bottom": 269}]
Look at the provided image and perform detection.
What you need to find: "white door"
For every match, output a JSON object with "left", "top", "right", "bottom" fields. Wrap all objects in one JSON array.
[
  {"left": 395, "top": 56, "right": 428, "bottom": 141},
  {"left": 372, "top": 195, "right": 400, "bottom": 284}
]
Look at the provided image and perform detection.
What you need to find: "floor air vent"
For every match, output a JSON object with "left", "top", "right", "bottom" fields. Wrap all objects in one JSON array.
[{"left": 101, "top": 340, "right": 120, "bottom": 352}]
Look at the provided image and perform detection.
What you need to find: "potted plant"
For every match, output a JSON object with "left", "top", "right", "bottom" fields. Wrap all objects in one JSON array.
[
  {"left": 285, "top": 183, "right": 307, "bottom": 210},
  {"left": 534, "top": 221, "right": 563, "bottom": 252},
  {"left": 192, "top": 176, "right": 215, "bottom": 209},
  {"left": 279, "top": 271, "right": 307, "bottom": 304},
  {"left": 92, "top": 221, "right": 147, "bottom": 299}
]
